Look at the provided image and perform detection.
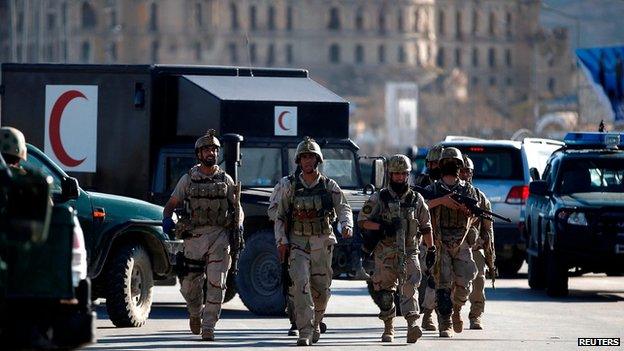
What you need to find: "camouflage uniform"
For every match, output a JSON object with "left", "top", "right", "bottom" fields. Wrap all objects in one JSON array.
[
  {"left": 274, "top": 138, "right": 353, "bottom": 345},
  {"left": 426, "top": 149, "right": 479, "bottom": 337},
  {"left": 168, "top": 130, "right": 244, "bottom": 340},
  {"left": 468, "top": 189, "right": 493, "bottom": 328}
]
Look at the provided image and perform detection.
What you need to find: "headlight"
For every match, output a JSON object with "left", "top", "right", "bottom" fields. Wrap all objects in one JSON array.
[{"left": 567, "top": 212, "right": 588, "bottom": 226}]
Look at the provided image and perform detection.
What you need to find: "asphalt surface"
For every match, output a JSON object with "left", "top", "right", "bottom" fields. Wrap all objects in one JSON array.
[{"left": 84, "top": 264, "right": 624, "bottom": 350}]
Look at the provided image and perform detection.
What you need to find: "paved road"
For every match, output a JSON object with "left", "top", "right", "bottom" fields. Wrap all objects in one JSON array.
[{"left": 84, "top": 265, "right": 624, "bottom": 350}]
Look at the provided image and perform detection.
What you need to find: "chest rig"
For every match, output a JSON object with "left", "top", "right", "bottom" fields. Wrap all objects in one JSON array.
[
  {"left": 379, "top": 188, "right": 421, "bottom": 248},
  {"left": 431, "top": 181, "right": 475, "bottom": 242},
  {"left": 185, "top": 167, "right": 230, "bottom": 228},
  {"left": 289, "top": 175, "right": 336, "bottom": 236}
]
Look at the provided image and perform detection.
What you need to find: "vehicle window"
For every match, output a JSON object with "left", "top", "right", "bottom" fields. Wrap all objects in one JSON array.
[
  {"left": 524, "top": 143, "right": 561, "bottom": 176},
  {"left": 557, "top": 158, "right": 624, "bottom": 194},
  {"left": 166, "top": 156, "right": 197, "bottom": 192},
  {"left": 239, "top": 147, "right": 282, "bottom": 187},
  {"left": 454, "top": 146, "right": 524, "bottom": 180},
  {"left": 22, "top": 152, "right": 63, "bottom": 193},
  {"left": 288, "top": 148, "right": 359, "bottom": 188}
]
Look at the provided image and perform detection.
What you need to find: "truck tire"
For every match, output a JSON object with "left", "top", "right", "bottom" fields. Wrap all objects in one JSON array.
[
  {"left": 497, "top": 254, "right": 524, "bottom": 277},
  {"left": 105, "top": 243, "right": 154, "bottom": 327},
  {"left": 527, "top": 253, "right": 546, "bottom": 290},
  {"left": 236, "top": 230, "right": 286, "bottom": 316},
  {"left": 545, "top": 246, "right": 568, "bottom": 297}
]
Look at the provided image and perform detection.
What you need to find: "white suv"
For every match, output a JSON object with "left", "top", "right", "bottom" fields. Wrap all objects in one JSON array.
[{"left": 440, "top": 137, "right": 563, "bottom": 275}]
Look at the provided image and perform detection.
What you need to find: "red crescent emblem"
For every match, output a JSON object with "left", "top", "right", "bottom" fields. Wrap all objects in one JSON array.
[
  {"left": 49, "top": 90, "right": 87, "bottom": 167},
  {"left": 278, "top": 111, "right": 290, "bottom": 130}
]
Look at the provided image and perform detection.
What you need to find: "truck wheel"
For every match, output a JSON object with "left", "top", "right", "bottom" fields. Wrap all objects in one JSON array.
[
  {"left": 527, "top": 253, "right": 546, "bottom": 289},
  {"left": 497, "top": 255, "right": 524, "bottom": 277},
  {"left": 236, "top": 230, "right": 286, "bottom": 316},
  {"left": 545, "top": 246, "right": 568, "bottom": 297},
  {"left": 105, "top": 243, "right": 154, "bottom": 327},
  {"left": 224, "top": 268, "right": 237, "bottom": 303}
]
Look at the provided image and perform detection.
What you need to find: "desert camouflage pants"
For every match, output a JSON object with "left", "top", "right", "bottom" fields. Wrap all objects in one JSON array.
[
  {"left": 468, "top": 249, "right": 486, "bottom": 318},
  {"left": 179, "top": 228, "right": 231, "bottom": 330},
  {"left": 418, "top": 244, "right": 436, "bottom": 311},
  {"left": 288, "top": 235, "right": 334, "bottom": 337},
  {"left": 433, "top": 241, "right": 477, "bottom": 306},
  {"left": 372, "top": 241, "right": 422, "bottom": 321}
]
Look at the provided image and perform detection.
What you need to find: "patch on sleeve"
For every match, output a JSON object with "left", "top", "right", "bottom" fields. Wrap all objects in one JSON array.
[{"left": 362, "top": 204, "right": 373, "bottom": 215}]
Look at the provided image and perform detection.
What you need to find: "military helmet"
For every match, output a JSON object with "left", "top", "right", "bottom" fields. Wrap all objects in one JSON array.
[
  {"left": 295, "top": 136, "right": 323, "bottom": 164},
  {"left": 463, "top": 155, "right": 474, "bottom": 170},
  {"left": 0, "top": 126, "right": 27, "bottom": 161},
  {"left": 387, "top": 154, "right": 412, "bottom": 173},
  {"left": 439, "top": 147, "right": 464, "bottom": 165},
  {"left": 426, "top": 145, "right": 444, "bottom": 162},
  {"left": 194, "top": 129, "right": 221, "bottom": 152}
]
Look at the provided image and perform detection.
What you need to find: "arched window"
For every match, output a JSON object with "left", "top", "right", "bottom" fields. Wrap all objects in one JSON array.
[
  {"left": 195, "top": 2, "right": 202, "bottom": 27},
  {"left": 438, "top": 10, "right": 445, "bottom": 35},
  {"left": 488, "top": 47, "right": 496, "bottom": 67},
  {"left": 328, "top": 7, "right": 340, "bottom": 30},
  {"left": 378, "top": 10, "right": 386, "bottom": 33},
  {"left": 81, "top": 2, "right": 96, "bottom": 29},
  {"left": 286, "top": 44, "right": 293, "bottom": 64},
  {"left": 472, "top": 10, "right": 478, "bottom": 34},
  {"left": 329, "top": 44, "right": 340, "bottom": 63},
  {"left": 355, "top": 7, "right": 364, "bottom": 31},
  {"left": 378, "top": 44, "right": 385, "bottom": 63},
  {"left": 505, "top": 12, "right": 512, "bottom": 37},
  {"left": 414, "top": 8, "right": 420, "bottom": 32},
  {"left": 397, "top": 10, "right": 404, "bottom": 32},
  {"left": 81, "top": 41, "right": 91, "bottom": 62},
  {"left": 268, "top": 6, "right": 276, "bottom": 30},
  {"left": 455, "top": 11, "right": 462, "bottom": 39},
  {"left": 489, "top": 12, "right": 496, "bottom": 36},
  {"left": 455, "top": 48, "right": 462, "bottom": 67},
  {"left": 505, "top": 48, "right": 512, "bottom": 66},
  {"left": 436, "top": 47, "right": 445, "bottom": 67},
  {"left": 398, "top": 45, "right": 406, "bottom": 63},
  {"left": 472, "top": 47, "right": 479, "bottom": 67},
  {"left": 250, "top": 5, "right": 257, "bottom": 30},
  {"left": 355, "top": 44, "right": 364, "bottom": 64},
  {"left": 286, "top": 6, "right": 293, "bottom": 31},
  {"left": 149, "top": 2, "right": 158, "bottom": 31},
  {"left": 230, "top": 3, "right": 239, "bottom": 30},
  {"left": 266, "top": 44, "right": 275, "bottom": 65}
]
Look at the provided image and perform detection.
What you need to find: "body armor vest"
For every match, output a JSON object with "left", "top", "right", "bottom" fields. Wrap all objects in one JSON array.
[
  {"left": 431, "top": 181, "right": 475, "bottom": 243},
  {"left": 379, "top": 188, "right": 421, "bottom": 248},
  {"left": 185, "top": 167, "right": 230, "bottom": 227},
  {"left": 289, "top": 175, "right": 336, "bottom": 236}
]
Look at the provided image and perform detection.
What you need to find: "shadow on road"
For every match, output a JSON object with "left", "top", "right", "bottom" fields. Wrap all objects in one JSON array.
[{"left": 486, "top": 287, "right": 624, "bottom": 303}]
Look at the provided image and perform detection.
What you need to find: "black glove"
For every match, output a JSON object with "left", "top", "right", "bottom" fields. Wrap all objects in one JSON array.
[{"left": 426, "top": 246, "right": 436, "bottom": 269}]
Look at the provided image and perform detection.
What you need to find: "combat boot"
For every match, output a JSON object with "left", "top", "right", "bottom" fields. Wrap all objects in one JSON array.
[
  {"left": 381, "top": 318, "right": 395, "bottom": 342},
  {"left": 288, "top": 323, "right": 299, "bottom": 336},
  {"left": 421, "top": 308, "right": 437, "bottom": 331},
  {"left": 470, "top": 316, "right": 483, "bottom": 330},
  {"left": 312, "top": 325, "right": 321, "bottom": 344},
  {"left": 189, "top": 315, "right": 201, "bottom": 335},
  {"left": 406, "top": 316, "right": 423, "bottom": 343},
  {"left": 452, "top": 305, "right": 464, "bottom": 333},
  {"left": 297, "top": 329, "right": 312, "bottom": 346},
  {"left": 438, "top": 314, "right": 453, "bottom": 338},
  {"left": 201, "top": 329, "right": 214, "bottom": 341}
]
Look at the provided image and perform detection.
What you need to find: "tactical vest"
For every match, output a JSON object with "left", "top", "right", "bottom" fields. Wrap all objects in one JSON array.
[
  {"left": 431, "top": 181, "right": 475, "bottom": 243},
  {"left": 289, "top": 175, "right": 336, "bottom": 236},
  {"left": 379, "top": 188, "right": 421, "bottom": 248},
  {"left": 185, "top": 168, "right": 230, "bottom": 228}
]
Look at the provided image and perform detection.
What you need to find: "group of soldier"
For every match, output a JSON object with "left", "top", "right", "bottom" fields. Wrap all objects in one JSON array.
[{"left": 158, "top": 130, "right": 495, "bottom": 346}]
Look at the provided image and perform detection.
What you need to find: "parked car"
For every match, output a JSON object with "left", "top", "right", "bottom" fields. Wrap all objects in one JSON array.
[
  {"left": 21, "top": 144, "right": 181, "bottom": 327},
  {"left": 525, "top": 132, "right": 624, "bottom": 296},
  {"left": 440, "top": 136, "right": 563, "bottom": 275}
]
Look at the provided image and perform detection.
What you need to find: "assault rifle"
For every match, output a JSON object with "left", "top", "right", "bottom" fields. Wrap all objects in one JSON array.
[
  {"left": 412, "top": 184, "right": 512, "bottom": 223},
  {"left": 229, "top": 181, "right": 244, "bottom": 276},
  {"left": 387, "top": 200, "right": 406, "bottom": 290}
]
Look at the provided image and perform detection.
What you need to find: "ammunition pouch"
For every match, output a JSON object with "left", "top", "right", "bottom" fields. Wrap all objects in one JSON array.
[
  {"left": 174, "top": 218, "right": 193, "bottom": 239},
  {"left": 174, "top": 252, "right": 205, "bottom": 277}
]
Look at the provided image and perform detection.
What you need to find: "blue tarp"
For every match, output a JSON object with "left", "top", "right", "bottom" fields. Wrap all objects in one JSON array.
[{"left": 576, "top": 46, "right": 624, "bottom": 122}]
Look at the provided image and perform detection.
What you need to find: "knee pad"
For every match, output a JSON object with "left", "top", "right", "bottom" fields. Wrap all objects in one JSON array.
[
  {"left": 372, "top": 290, "right": 394, "bottom": 311},
  {"left": 436, "top": 288, "right": 453, "bottom": 316}
]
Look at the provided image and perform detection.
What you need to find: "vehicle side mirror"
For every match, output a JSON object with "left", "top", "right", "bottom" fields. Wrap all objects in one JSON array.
[
  {"left": 5, "top": 170, "right": 53, "bottom": 244},
  {"left": 371, "top": 159, "right": 385, "bottom": 190},
  {"left": 529, "top": 167, "right": 541, "bottom": 181},
  {"left": 61, "top": 177, "right": 80, "bottom": 200},
  {"left": 222, "top": 133, "right": 244, "bottom": 184},
  {"left": 529, "top": 180, "right": 549, "bottom": 196}
]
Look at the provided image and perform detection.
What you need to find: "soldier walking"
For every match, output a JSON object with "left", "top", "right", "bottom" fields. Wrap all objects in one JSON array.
[
  {"left": 162, "top": 129, "right": 244, "bottom": 341},
  {"left": 460, "top": 156, "right": 495, "bottom": 330},
  {"left": 413, "top": 145, "right": 444, "bottom": 331},
  {"left": 425, "top": 147, "right": 479, "bottom": 337},
  {"left": 358, "top": 154, "right": 435, "bottom": 343},
  {"left": 274, "top": 137, "right": 353, "bottom": 346}
]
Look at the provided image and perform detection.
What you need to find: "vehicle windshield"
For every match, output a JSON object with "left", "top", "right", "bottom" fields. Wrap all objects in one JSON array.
[
  {"left": 239, "top": 147, "right": 282, "bottom": 187},
  {"left": 557, "top": 157, "right": 624, "bottom": 194},
  {"left": 453, "top": 146, "right": 524, "bottom": 181},
  {"left": 288, "top": 148, "right": 360, "bottom": 188}
]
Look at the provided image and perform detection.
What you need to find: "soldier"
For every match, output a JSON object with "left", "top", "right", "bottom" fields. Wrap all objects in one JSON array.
[
  {"left": 0, "top": 126, "right": 27, "bottom": 170},
  {"left": 358, "top": 154, "right": 435, "bottom": 343},
  {"left": 413, "top": 144, "right": 443, "bottom": 331},
  {"left": 460, "top": 156, "right": 494, "bottom": 330},
  {"left": 162, "top": 129, "right": 244, "bottom": 341},
  {"left": 425, "top": 147, "right": 478, "bottom": 338},
  {"left": 274, "top": 136, "right": 353, "bottom": 346}
]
